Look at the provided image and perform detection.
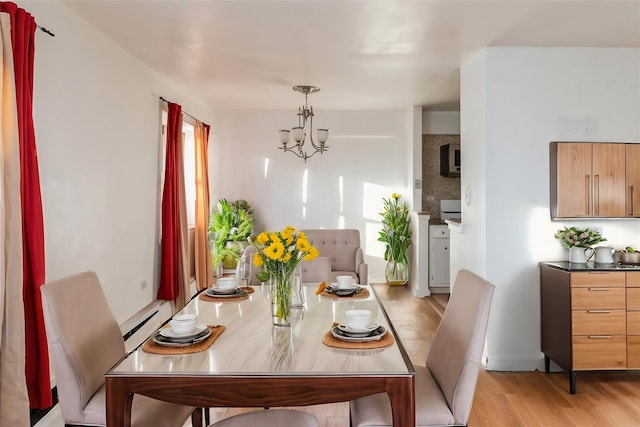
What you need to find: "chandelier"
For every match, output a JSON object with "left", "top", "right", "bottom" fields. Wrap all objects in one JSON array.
[{"left": 279, "top": 85, "right": 329, "bottom": 162}]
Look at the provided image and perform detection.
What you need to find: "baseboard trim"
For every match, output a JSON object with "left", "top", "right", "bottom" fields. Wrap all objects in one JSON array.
[
  {"left": 123, "top": 308, "right": 160, "bottom": 342},
  {"left": 485, "top": 356, "right": 545, "bottom": 372},
  {"left": 29, "top": 387, "right": 57, "bottom": 426}
]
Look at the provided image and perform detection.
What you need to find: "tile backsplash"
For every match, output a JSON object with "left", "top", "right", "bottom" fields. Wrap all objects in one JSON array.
[{"left": 422, "top": 134, "right": 461, "bottom": 219}]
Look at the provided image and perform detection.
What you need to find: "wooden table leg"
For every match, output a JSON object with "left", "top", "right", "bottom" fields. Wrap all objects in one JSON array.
[
  {"left": 106, "top": 377, "right": 133, "bottom": 427},
  {"left": 388, "top": 376, "right": 415, "bottom": 426}
]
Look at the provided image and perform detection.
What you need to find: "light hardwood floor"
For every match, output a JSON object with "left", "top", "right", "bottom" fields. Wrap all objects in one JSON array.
[{"left": 37, "top": 283, "right": 640, "bottom": 426}]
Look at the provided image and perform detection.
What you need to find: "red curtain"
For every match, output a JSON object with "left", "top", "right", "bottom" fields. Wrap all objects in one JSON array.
[
  {"left": 0, "top": 1, "right": 50, "bottom": 409},
  {"left": 157, "top": 103, "right": 182, "bottom": 300}
]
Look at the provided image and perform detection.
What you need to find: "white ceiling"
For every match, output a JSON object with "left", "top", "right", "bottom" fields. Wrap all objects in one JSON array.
[{"left": 60, "top": 0, "right": 640, "bottom": 111}]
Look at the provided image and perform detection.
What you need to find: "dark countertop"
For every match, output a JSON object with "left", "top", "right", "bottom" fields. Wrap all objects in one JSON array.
[{"left": 541, "top": 261, "right": 640, "bottom": 271}]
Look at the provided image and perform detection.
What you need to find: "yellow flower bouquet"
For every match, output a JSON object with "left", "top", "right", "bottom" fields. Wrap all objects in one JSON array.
[{"left": 252, "top": 226, "right": 319, "bottom": 325}]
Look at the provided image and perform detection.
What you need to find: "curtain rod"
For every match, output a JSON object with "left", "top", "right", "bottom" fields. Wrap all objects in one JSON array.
[
  {"left": 159, "top": 96, "right": 200, "bottom": 124},
  {"left": 36, "top": 24, "right": 55, "bottom": 37}
]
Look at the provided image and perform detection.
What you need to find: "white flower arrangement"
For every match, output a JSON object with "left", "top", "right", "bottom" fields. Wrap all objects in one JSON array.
[{"left": 555, "top": 226, "right": 606, "bottom": 248}]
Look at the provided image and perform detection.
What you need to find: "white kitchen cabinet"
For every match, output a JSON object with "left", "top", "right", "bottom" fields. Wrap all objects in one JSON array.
[{"left": 429, "top": 225, "right": 450, "bottom": 290}]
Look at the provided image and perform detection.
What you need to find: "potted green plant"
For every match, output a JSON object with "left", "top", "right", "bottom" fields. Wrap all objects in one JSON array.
[
  {"left": 378, "top": 193, "right": 412, "bottom": 286},
  {"left": 209, "top": 199, "right": 255, "bottom": 269}
]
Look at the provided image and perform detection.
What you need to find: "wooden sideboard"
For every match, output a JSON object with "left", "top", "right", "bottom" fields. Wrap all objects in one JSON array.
[{"left": 540, "top": 262, "right": 640, "bottom": 393}]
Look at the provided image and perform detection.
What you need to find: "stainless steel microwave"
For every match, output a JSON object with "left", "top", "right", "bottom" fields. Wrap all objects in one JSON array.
[{"left": 440, "top": 143, "right": 460, "bottom": 177}]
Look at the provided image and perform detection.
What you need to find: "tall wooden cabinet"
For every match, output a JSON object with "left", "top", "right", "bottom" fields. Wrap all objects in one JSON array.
[
  {"left": 626, "top": 144, "right": 640, "bottom": 217},
  {"left": 550, "top": 142, "right": 626, "bottom": 218},
  {"left": 541, "top": 263, "right": 640, "bottom": 393}
]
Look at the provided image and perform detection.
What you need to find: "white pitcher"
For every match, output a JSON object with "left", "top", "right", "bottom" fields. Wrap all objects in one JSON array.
[
  {"left": 594, "top": 246, "right": 615, "bottom": 264},
  {"left": 569, "top": 246, "right": 595, "bottom": 263}
]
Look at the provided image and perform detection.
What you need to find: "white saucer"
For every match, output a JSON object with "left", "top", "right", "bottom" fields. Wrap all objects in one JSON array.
[
  {"left": 329, "top": 282, "right": 359, "bottom": 292},
  {"left": 206, "top": 288, "right": 247, "bottom": 298},
  {"left": 159, "top": 324, "right": 208, "bottom": 339},
  {"left": 209, "top": 286, "right": 238, "bottom": 295},
  {"left": 331, "top": 326, "right": 386, "bottom": 342},
  {"left": 338, "top": 322, "right": 379, "bottom": 335},
  {"left": 154, "top": 327, "right": 211, "bottom": 347}
]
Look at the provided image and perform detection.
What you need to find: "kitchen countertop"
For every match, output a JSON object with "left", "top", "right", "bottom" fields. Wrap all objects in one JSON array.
[{"left": 541, "top": 261, "right": 640, "bottom": 271}]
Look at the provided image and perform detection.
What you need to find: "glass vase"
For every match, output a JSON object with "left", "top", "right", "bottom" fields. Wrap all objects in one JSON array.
[
  {"left": 289, "top": 265, "right": 304, "bottom": 309},
  {"left": 271, "top": 273, "right": 292, "bottom": 326},
  {"left": 385, "top": 259, "right": 409, "bottom": 286},
  {"left": 209, "top": 232, "right": 223, "bottom": 278},
  {"left": 222, "top": 240, "right": 249, "bottom": 269}
]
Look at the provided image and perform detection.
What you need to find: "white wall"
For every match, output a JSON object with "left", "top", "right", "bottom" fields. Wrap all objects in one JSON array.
[
  {"left": 209, "top": 109, "right": 412, "bottom": 282},
  {"left": 455, "top": 50, "right": 488, "bottom": 288},
  {"left": 422, "top": 111, "right": 461, "bottom": 135},
  {"left": 411, "top": 106, "right": 422, "bottom": 212},
  {"left": 23, "top": 1, "right": 210, "bottom": 324},
  {"left": 459, "top": 47, "right": 640, "bottom": 371}
]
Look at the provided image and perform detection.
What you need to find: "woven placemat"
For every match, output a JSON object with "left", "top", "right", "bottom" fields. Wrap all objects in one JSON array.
[
  {"left": 320, "top": 288, "right": 370, "bottom": 300},
  {"left": 322, "top": 323, "right": 394, "bottom": 350},
  {"left": 142, "top": 325, "right": 225, "bottom": 355},
  {"left": 198, "top": 286, "right": 255, "bottom": 302}
]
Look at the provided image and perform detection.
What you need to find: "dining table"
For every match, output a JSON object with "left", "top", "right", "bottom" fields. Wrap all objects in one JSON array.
[{"left": 105, "top": 282, "right": 416, "bottom": 426}]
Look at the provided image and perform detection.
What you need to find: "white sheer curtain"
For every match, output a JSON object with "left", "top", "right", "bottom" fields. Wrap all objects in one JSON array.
[{"left": 0, "top": 11, "right": 30, "bottom": 427}]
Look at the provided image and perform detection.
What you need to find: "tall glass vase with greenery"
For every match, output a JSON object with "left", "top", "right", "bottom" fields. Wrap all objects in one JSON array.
[{"left": 378, "top": 193, "right": 412, "bottom": 286}]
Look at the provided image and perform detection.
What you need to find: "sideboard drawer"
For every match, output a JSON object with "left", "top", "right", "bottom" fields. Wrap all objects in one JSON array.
[
  {"left": 628, "top": 311, "right": 640, "bottom": 335},
  {"left": 571, "top": 287, "right": 625, "bottom": 310},
  {"left": 627, "top": 272, "right": 640, "bottom": 287},
  {"left": 571, "top": 272, "right": 626, "bottom": 287},
  {"left": 572, "top": 336, "right": 627, "bottom": 370},
  {"left": 627, "top": 288, "right": 640, "bottom": 310},
  {"left": 628, "top": 336, "right": 640, "bottom": 368},
  {"left": 572, "top": 310, "right": 626, "bottom": 335}
]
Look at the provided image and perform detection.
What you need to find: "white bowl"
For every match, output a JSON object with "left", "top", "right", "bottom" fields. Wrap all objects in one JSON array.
[
  {"left": 216, "top": 277, "right": 238, "bottom": 290},
  {"left": 336, "top": 275, "right": 354, "bottom": 288},
  {"left": 169, "top": 314, "right": 197, "bottom": 335},
  {"left": 345, "top": 309, "right": 372, "bottom": 330}
]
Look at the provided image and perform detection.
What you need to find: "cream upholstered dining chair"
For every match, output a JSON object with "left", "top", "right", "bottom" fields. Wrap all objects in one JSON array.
[
  {"left": 41, "top": 271, "right": 201, "bottom": 427},
  {"left": 209, "top": 409, "right": 318, "bottom": 426},
  {"left": 349, "top": 269, "right": 495, "bottom": 427},
  {"left": 299, "top": 256, "right": 332, "bottom": 283},
  {"left": 301, "top": 229, "right": 368, "bottom": 284}
]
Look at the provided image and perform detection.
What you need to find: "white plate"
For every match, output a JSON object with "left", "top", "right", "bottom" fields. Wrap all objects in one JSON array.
[
  {"left": 159, "top": 324, "right": 208, "bottom": 339},
  {"left": 153, "top": 327, "right": 211, "bottom": 347},
  {"left": 331, "top": 326, "right": 386, "bottom": 342},
  {"left": 206, "top": 288, "right": 247, "bottom": 298},
  {"left": 338, "top": 322, "right": 379, "bottom": 335},
  {"left": 329, "top": 282, "right": 360, "bottom": 292},
  {"left": 209, "top": 286, "right": 238, "bottom": 295}
]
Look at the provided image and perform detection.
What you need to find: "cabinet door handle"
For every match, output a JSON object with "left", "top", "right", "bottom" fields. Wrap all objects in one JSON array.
[
  {"left": 588, "top": 335, "right": 612, "bottom": 339},
  {"left": 586, "top": 175, "right": 591, "bottom": 215},
  {"left": 630, "top": 185, "right": 635, "bottom": 216},
  {"left": 587, "top": 310, "right": 611, "bottom": 313},
  {"left": 594, "top": 174, "right": 600, "bottom": 216},
  {"left": 587, "top": 287, "right": 611, "bottom": 291}
]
